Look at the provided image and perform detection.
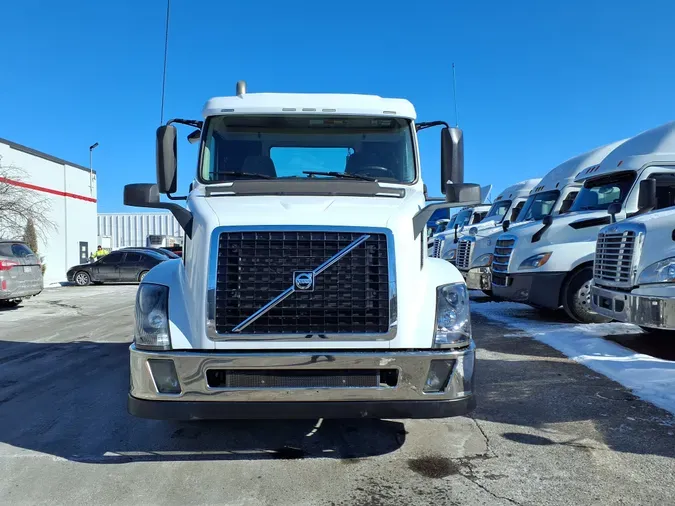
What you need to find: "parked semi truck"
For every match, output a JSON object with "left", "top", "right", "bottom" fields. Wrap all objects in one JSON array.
[
  {"left": 589, "top": 128, "right": 675, "bottom": 332},
  {"left": 438, "top": 179, "right": 541, "bottom": 262},
  {"left": 458, "top": 141, "right": 623, "bottom": 294},
  {"left": 123, "top": 82, "right": 480, "bottom": 420},
  {"left": 492, "top": 121, "right": 675, "bottom": 323},
  {"left": 591, "top": 207, "right": 675, "bottom": 333},
  {"left": 430, "top": 204, "right": 491, "bottom": 258}
]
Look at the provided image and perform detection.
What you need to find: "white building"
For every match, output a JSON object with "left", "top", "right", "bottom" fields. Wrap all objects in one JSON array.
[
  {"left": 0, "top": 137, "right": 97, "bottom": 286},
  {"left": 97, "top": 213, "right": 184, "bottom": 249}
]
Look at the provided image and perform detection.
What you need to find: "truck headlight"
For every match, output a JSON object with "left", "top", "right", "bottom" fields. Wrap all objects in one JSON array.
[
  {"left": 518, "top": 252, "right": 552, "bottom": 270},
  {"left": 445, "top": 249, "right": 457, "bottom": 261},
  {"left": 472, "top": 253, "right": 493, "bottom": 268},
  {"left": 434, "top": 283, "right": 472, "bottom": 348},
  {"left": 134, "top": 283, "right": 171, "bottom": 350},
  {"left": 637, "top": 257, "right": 675, "bottom": 284}
]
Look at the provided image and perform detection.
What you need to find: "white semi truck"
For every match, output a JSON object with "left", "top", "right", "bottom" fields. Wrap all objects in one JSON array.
[
  {"left": 429, "top": 204, "right": 491, "bottom": 258},
  {"left": 123, "top": 82, "right": 480, "bottom": 420},
  {"left": 458, "top": 142, "right": 623, "bottom": 294},
  {"left": 589, "top": 132, "right": 675, "bottom": 332},
  {"left": 492, "top": 121, "right": 675, "bottom": 323},
  {"left": 437, "top": 179, "right": 541, "bottom": 263},
  {"left": 591, "top": 207, "right": 675, "bottom": 333}
]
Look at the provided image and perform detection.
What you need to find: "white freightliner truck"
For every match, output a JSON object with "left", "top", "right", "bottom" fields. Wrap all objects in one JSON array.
[
  {"left": 429, "top": 204, "right": 491, "bottom": 257},
  {"left": 492, "top": 121, "right": 675, "bottom": 323},
  {"left": 436, "top": 179, "right": 541, "bottom": 264},
  {"left": 589, "top": 132, "right": 675, "bottom": 332},
  {"left": 458, "top": 142, "right": 623, "bottom": 294},
  {"left": 123, "top": 82, "right": 481, "bottom": 420}
]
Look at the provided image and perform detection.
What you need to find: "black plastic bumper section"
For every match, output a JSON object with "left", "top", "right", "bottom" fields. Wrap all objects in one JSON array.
[
  {"left": 128, "top": 394, "right": 476, "bottom": 420},
  {"left": 492, "top": 272, "right": 566, "bottom": 309}
]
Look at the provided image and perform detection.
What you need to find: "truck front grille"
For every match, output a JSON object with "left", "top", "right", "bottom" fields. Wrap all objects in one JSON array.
[
  {"left": 432, "top": 237, "right": 444, "bottom": 258},
  {"left": 214, "top": 230, "right": 391, "bottom": 335},
  {"left": 492, "top": 236, "right": 515, "bottom": 287},
  {"left": 594, "top": 230, "right": 636, "bottom": 288},
  {"left": 206, "top": 369, "right": 399, "bottom": 389},
  {"left": 455, "top": 239, "right": 473, "bottom": 270}
]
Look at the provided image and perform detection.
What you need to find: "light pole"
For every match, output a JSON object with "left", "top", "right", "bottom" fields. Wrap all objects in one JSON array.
[{"left": 89, "top": 142, "right": 99, "bottom": 196}]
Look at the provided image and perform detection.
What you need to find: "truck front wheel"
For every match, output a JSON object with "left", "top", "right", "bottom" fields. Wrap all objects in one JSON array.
[{"left": 562, "top": 267, "right": 611, "bottom": 324}]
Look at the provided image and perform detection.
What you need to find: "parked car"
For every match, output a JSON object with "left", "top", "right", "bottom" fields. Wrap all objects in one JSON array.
[
  {"left": 67, "top": 249, "right": 167, "bottom": 286},
  {"left": 0, "top": 240, "right": 43, "bottom": 306},
  {"left": 119, "top": 247, "right": 180, "bottom": 259}
]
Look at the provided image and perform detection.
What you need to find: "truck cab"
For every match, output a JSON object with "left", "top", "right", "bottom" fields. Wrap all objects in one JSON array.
[
  {"left": 590, "top": 132, "right": 675, "bottom": 331},
  {"left": 123, "top": 82, "right": 480, "bottom": 420},
  {"left": 492, "top": 121, "right": 675, "bottom": 323},
  {"left": 461, "top": 142, "right": 623, "bottom": 294},
  {"left": 439, "top": 179, "right": 541, "bottom": 264}
]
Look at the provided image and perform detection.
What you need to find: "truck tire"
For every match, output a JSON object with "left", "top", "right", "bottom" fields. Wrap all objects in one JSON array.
[
  {"left": 138, "top": 270, "right": 149, "bottom": 283},
  {"left": 74, "top": 271, "right": 91, "bottom": 286},
  {"left": 562, "top": 267, "right": 611, "bottom": 324}
]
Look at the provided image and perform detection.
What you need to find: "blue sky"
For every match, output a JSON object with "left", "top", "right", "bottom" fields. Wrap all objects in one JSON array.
[{"left": 1, "top": 1, "right": 674, "bottom": 212}]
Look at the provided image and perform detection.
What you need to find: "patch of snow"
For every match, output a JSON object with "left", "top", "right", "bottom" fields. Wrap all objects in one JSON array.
[{"left": 473, "top": 301, "right": 675, "bottom": 417}]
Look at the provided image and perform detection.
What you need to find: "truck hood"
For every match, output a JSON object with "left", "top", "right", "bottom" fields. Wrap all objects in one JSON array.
[
  {"left": 604, "top": 209, "right": 675, "bottom": 275},
  {"left": 197, "top": 193, "right": 425, "bottom": 231}
]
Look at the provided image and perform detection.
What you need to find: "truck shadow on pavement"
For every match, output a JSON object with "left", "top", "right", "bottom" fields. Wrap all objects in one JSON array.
[
  {"left": 0, "top": 340, "right": 405, "bottom": 464},
  {"left": 470, "top": 312, "right": 675, "bottom": 459}
]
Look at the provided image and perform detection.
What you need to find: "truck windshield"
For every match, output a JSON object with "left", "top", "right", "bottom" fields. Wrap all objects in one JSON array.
[
  {"left": 200, "top": 115, "right": 416, "bottom": 183},
  {"left": 569, "top": 172, "right": 636, "bottom": 212},
  {"left": 516, "top": 190, "right": 560, "bottom": 222},
  {"left": 454, "top": 209, "right": 474, "bottom": 228},
  {"left": 484, "top": 200, "right": 511, "bottom": 222}
]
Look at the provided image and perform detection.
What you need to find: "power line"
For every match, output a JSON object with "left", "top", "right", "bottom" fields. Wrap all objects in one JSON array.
[{"left": 160, "top": 0, "right": 171, "bottom": 124}]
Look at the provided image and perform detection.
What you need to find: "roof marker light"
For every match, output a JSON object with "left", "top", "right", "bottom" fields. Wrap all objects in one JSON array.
[
  {"left": 220, "top": 109, "right": 235, "bottom": 112},
  {"left": 322, "top": 108, "right": 336, "bottom": 112},
  {"left": 282, "top": 108, "right": 297, "bottom": 111},
  {"left": 302, "top": 108, "right": 316, "bottom": 112},
  {"left": 383, "top": 110, "right": 397, "bottom": 114}
]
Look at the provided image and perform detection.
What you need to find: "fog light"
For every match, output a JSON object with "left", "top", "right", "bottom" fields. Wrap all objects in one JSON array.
[
  {"left": 148, "top": 359, "right": 181, "bottom": 394},
  {"left": 423, "top": 360, "right": 455, "bottom": 393}
]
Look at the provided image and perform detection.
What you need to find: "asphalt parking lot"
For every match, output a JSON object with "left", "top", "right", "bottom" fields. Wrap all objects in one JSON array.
[{"left": 1, "top": 286, "right": 674, "bottom": 505}]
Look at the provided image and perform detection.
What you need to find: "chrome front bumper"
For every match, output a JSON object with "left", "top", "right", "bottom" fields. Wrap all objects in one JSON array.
[
  {"left": 128, "top": 343, "right": 475, "bottom": 419},
  {"left": 463, "top": 267, "right": 492, "bottom": 291},
  {"left": 591, "top": 284, "right": 675, "bottom": 330}
]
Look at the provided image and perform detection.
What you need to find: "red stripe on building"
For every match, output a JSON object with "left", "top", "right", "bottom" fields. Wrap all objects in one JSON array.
[{"left": 0, "top": 177, "right": 97, "bottom": 203}]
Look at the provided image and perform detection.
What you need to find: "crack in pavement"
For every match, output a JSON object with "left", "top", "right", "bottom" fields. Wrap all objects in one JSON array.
[
  {"left": 459, "top": 458, "right": 522, "bottom": 506},
  {"left": 471, "top": 415, "right": 496, "bottom": 457}
]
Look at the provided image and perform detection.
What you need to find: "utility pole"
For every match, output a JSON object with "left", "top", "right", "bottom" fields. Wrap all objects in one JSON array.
[{"left": 89, "top": 142, "right": 99, "bottom": 196}]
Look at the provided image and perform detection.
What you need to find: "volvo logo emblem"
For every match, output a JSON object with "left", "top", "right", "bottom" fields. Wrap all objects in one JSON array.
[{"left": 294, "top": 271, "right": 315, "bottom": 291}]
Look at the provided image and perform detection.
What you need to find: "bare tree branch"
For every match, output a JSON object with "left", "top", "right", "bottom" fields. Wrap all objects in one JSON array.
[{"left": 0, "top": 155, "right": 57, "bottom": 242}]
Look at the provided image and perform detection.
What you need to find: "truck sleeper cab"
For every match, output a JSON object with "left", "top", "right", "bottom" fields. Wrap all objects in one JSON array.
[
  {"left": 123, "top": 82, "right": 481, "bottom": 420},
  {"left": 461, "top": 142, "right": 623, "bottom": 294},
  {"left": 492, "top": 121, "right": 675, "bottom": 323}
]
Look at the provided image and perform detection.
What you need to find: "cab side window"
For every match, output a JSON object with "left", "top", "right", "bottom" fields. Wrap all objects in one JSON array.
[{"left": 649, "top": 173, "right": 675, "bottom": 209}]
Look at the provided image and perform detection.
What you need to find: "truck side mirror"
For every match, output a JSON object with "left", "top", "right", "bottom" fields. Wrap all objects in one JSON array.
[
  {"left": 441, "top": 127, "right": 464, "bottom": 194},
  {"left": 607, "top": 202, "right": 621, "bottom": 223},
  {"left": 542, "top": 214, "right": 553, "bottom": 226},
  {"left": 638, "top": 178, "right": 657, "bottom": 211},
  {"left": 187, "top": 129, "right": 201, "bottom": 144},
  {"left": 124, "top": 183, "right": 161, "bottom": 207},
  {"left": 157, "top": 125, "right": 178, "bottom": 194},
  {"left": 502, "top": 219, "right": 511, "bottom": 232}
]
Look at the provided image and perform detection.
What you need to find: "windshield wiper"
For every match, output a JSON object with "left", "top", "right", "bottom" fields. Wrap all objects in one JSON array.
[
  {"left": 302, "top": 171, "right": 376, "bottom": 182},
  {"left": 217, "top": 171, "right": 272, "bottom": 179}
]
